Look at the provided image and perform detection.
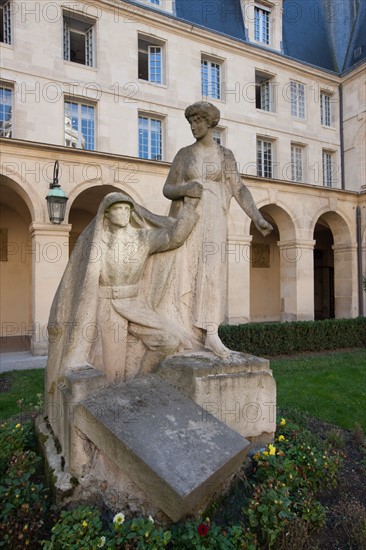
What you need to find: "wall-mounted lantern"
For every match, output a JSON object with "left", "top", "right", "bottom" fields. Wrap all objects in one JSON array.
[{"left": 46, "top": 160, "right": 68, "bottom": 224}]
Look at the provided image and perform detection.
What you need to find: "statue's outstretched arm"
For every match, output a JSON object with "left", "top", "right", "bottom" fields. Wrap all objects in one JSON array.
[
  {"left": 150, "top": 202, "right": 199, "bottom": 254},
  {"left": 226, "top": 150, "right": 273, "bottom": 237}
]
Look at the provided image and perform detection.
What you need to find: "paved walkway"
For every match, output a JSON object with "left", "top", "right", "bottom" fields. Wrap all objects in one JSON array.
[{"left": 0, "top": 352, "right": 47, "bottom": 373}]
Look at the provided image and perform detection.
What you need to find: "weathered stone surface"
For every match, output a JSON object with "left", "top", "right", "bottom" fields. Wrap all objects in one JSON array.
[
  {"left": 74, "top": 375, "right": 249, "bottom": 521},
  {"left": 158, "top": 351, "right": 276, "bottom": 445}
]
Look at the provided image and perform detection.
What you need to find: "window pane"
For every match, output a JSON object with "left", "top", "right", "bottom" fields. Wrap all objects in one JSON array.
[
  {"left": 201, "top": 60, "right": 209, "bottom": 97},
  {"left": 138, "top": 116, "right": 162, "bottom": 160},
  {"left": 1, "top": 1, "right": 12, "bottom": 44},
  {"left": 65, "top": 101, "right": 94, "bottom": 150},
  {"left": 257, "top": 139, "right": 272, "bottom": 178},
  {"left": 0, "top": 87, "right": 12, "bottom": 138},
  {"left": 254, "top": 7, "right": 269, "bottom": 44},
  {"left": 149, "top": 46, "right": 162, "bottom": 84}
]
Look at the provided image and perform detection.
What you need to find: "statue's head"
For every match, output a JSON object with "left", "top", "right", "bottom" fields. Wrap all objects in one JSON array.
[
  {"left": 102, "top": 193, "right": 135, "bottom": 228},
  {"left": 184, "top": 101, "right": 220, "bottom": 128}
]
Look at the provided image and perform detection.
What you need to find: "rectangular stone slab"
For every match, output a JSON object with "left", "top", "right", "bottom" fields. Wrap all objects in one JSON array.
[{"left": 74, "top": 375, "right": 249, "bottom": 521}]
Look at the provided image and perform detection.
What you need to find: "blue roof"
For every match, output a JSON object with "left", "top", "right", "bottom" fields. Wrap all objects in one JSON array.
[
  {"left": 125, "top": 0, "right": 366, "bottom": 74},
  {"left": 175, "top": 0, "right": 246, "bottom": 41}
]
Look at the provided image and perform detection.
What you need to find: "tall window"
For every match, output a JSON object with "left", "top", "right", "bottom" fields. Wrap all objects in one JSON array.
[
  {"left": 138, "top": 37, "right": 163, "bottom": 84},
  {"left": 257, "top": 138, "right": 273, "bottom": 178},
  {"left": 290, "top": 81, "right": 305, "bottom": 119},
  {"left": 0, "top": 0, "right": 12, "bottom": 44},
  {"left": 321, "top": 92, "right": 332, "bottom": 126},
  {"left": 201, "top": 58, "right": 221, "bottom": 100},
  {"left": 138, "top": 115, "right": 162, "bottom": 160},
  {"left": 255, "top": 71, "right": 275, "bottom": 112},
  {"left": 0, "top": 86, "right": 12, "bottom": 138},
  {"left": 64, "top": 100, "right": 95, "bottom": 150},
  {"left": 254, "top": 5, "right": 270, "bottom": 45},
  {"left": 63, "top": 13, "right": 95, "bottom": 67},
  {"left": 322, "top": 151, "right": 335, "bottom": 187},
  {"left": 291, "top": 145, "right": 304, "bottom": 182}
]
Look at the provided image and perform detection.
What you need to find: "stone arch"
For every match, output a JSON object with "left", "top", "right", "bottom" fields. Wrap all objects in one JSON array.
[
  {"left": 0, "top": 173, "right": 45, "bottom": 223},
  {"left": 249, "top": 203, "right": 297, "bottom": 322},
  {"left": 0, "top": 177, "right": 33, "bottom": 350},
  {"left": 313, "top": 210, "right": 356, "bottom": 319}
]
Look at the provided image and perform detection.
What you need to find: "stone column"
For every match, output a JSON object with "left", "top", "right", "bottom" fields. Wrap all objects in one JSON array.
[
  {"left": 226, "top": 236, "right": 252, "bottom": 324},
  {"left": 277, "top": 239, "right": 315, "bottom": 321},
  {"left": 29, "top": 223, "right": 72, "bottom": 355},
  {"left": 332, "top": 243, "right": 358, "bottom": 318}
]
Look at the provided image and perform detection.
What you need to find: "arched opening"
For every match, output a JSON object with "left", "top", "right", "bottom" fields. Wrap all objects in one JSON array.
[
  {"left": 313, "top": 211, "right": 354, "bottom": 319},
  {"left": 250, "top": 212, "right": 280, "bottom": 321},
  {"left": 250, "top": 204, "right": 297, "bottom": 322},
  {"left": 314, "top": 220, "right": 334, "bottom": 320},
  {"left": 68, "top": 185, "right": 123, "bottom": 254},
  {"left": 0, "top": 178, "right": 32, "bottom": 351}
]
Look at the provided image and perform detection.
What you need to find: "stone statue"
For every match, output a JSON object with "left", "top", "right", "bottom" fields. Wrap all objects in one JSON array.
[
  {"left": 46, "top": 192, "right": 198, "bottom": 394},
  {"left": 150, "top": 101, "right": 273, "bottom": 358}
]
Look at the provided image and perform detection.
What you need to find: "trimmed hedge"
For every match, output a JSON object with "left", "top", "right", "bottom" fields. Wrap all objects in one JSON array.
[{"left": 219, "top": 317, "right": 366, "bottom": 356}]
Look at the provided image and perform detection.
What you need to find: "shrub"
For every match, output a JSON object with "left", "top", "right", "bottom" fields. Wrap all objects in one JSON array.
[
  {"left": 219, "top": 318, "right": 366, "bottom": 356},
  {"left": 0, "top": 420, "right": 49, "bottom": 548}
]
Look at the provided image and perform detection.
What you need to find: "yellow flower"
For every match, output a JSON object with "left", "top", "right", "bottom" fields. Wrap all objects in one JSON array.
[
  {"left": 278, "top": 435, "right": 285, "bottom": 442},
  {"left": 15, "top": 423, "right": 21, "bottom": 429},
  {"left": 82, "top": 520, "right": 88, "bottom": 528},
  {"left": 268, "top": 444, "right": 276, "bottom": 455},
  {"left": 263, "top": 451, "right": 269, "bottom": 456},
  {"left": 279, "top": 418, "right": 286, "bottom": 426}
]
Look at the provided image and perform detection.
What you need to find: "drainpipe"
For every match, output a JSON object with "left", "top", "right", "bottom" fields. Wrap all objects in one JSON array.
[
  {"left": 339, "top": 83, "right": 345, "bottom": 190},
  {"left": 356, "top": 206, "right": 364, "bottom": 317}
]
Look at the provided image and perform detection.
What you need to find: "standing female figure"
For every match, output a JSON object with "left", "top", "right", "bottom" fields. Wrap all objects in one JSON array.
[{"left": 157, "top": 101, "right": 272, "bottom": 358}]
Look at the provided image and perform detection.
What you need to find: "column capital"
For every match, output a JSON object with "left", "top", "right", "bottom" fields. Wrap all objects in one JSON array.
[
  {"left": 228, "top": 235, "right": 253, "bottom": 244},
  {"left": 332, "top": 243, "right": 357, "bottom": 253},
  {"left": 277, "top": 239, "right": 316, "bottom": 250},
  {"left": 29, "top": 222, "right": 72, "bottom": 238}
]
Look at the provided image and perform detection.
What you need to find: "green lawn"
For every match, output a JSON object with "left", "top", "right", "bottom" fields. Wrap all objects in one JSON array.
[
  {"left": 271, "top": 350, "right": 366, "bottom": 430},
  {"left": 0, "top": 351, "right": 365, "bottom": 431},
  {"left": 0, "top": 368, "right": 45, "bottom": 420}
]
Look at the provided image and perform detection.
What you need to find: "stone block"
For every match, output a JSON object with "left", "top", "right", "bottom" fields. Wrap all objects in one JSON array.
[
  {"left": 158, "top": 351, "right": 276, "bottom": 445},
  {"left": 74, "top": 375, "right": 249, "bottom": 521}
]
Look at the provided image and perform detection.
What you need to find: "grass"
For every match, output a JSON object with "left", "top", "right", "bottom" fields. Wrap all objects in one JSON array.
[
  {"left": 271, "top": 350, "right": 366, "bottom": 431},
  {"left": 0, "top": 368, "right": 45, "bottom": 420},
  {"left": 0, "top": 350, "right": 365, "bottom": 431}
]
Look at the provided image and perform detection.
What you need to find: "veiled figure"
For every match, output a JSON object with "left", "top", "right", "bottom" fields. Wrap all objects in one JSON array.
[{"left": 150, "top": 101, "right": 272, "bottom": 358}]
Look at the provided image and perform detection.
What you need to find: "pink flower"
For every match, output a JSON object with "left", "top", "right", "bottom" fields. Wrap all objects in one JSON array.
[{"left": 197, "top": 523, "right": 210, "bottom": 537}]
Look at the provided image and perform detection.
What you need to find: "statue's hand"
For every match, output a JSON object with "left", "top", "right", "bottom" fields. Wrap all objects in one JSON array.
[
  {"left": 184, "top": 180, "right": 203, "bottom": 198},
  {"left": 255, "top": 218, "right": 273, "bottom": 237}
]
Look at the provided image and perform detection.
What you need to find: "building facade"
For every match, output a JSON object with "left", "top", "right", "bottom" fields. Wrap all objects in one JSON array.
[{"left": 0, "top": 0, "right": 365, "bottom": 355}]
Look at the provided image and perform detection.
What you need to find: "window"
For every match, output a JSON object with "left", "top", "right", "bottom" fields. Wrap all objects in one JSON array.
[
  {"left": 254, "top": 5, "right": 270, "bottom": 45},
  {"left": 321, "top": 92, "right": 332, "bottom": 126},
  {"left": 63, "top": 13, "right": 95, "bottom": 67},
  {"left": 290, "top": 81, "right": 305, "bottom": 119},
  {"left": 138, "top": 115, "right": 162, "bottom": 160},
  {"left": 64, "top": 100, "right": 95, "bottom": 150},
  {"left": 148, "top": 0, "right": 160, "bottom": 4},
  {"left": 0, "top": 0, "right": 12, "bottom": 44},
  {"left": 212, "top": 128, "right": 225, "bottom": 146},
  {"left": 322, "top": 151, "right": 336, "bottom": 187},
  {"left": 255, "top": 71, "right": 275, "bottom": 112},
  {"left": 257, "top": 138, "right": 273, "bottom": 178},
  {"left": 138, "top": 36, "right": 164, "bottom": 84},
  {"left": 290, "top": 145, "right": 304, "bottom": 182},
  {"left": 0, "top": 86, "right": 12, "bottom": 138},
  {"left": 201, "top": 57, "right": 221, "bottom": 100}
]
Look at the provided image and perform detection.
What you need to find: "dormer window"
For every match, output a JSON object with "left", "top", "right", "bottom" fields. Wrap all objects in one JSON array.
[{"left": 254, "top": 5, "right": 270, "bottom": 45}]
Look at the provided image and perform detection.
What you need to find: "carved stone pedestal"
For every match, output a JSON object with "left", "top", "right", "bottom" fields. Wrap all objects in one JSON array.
[{"left": 158, "top": 351, "right": 276, "bottom": 448}]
